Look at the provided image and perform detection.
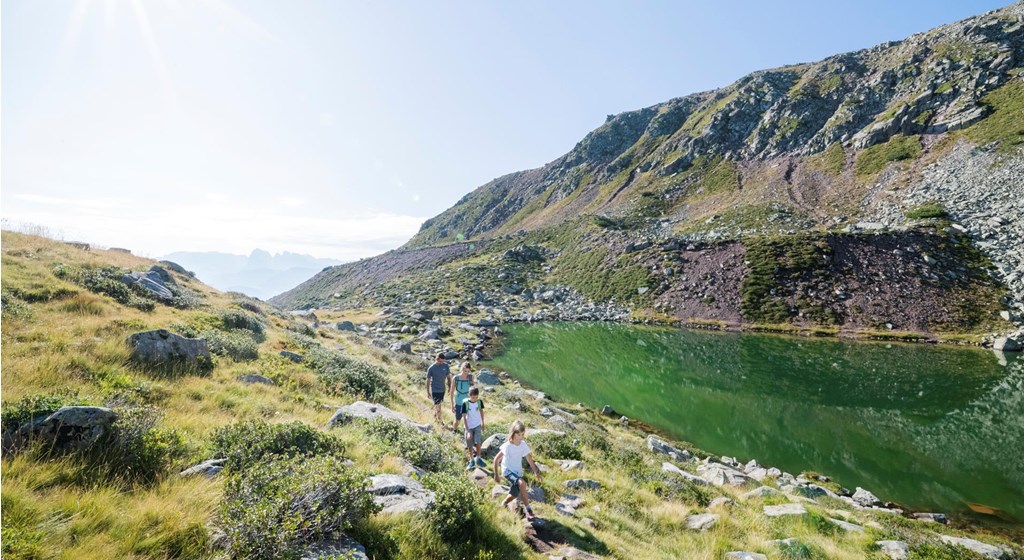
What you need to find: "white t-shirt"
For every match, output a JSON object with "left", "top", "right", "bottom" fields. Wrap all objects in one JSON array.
[{"left": 499, "top": 439, "right": 531, "bottom": 476}]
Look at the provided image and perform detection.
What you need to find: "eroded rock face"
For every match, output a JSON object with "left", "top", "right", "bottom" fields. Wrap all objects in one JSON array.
[
  {"left": 128, "top": 329, "right": 211, "bottom": 369},
  {"left": 367, "top": 474, "right": 435, "bottom": 514},
  {"left": 326, "top": 401, "right": 432, "bottom": 433}
]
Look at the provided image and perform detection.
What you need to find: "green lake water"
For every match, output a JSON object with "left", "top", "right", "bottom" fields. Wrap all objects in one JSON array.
[{"left": 491, "top": 322, "right": 1024, "bottom": 522}]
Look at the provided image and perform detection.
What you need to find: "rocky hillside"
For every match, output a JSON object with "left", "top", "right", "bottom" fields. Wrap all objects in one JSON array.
[{"left": 273, "top": 4, "right": 1024, "bottom": 340}]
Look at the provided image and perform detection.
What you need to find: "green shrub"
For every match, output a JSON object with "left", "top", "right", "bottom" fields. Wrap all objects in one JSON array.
[
  {"left": 53, "top": 265, "right": 155, "bottom": 311},
  {"left": 204, "top": 330, "right": 260, "bottom": 361},
  {"left": 905, "top": 201, "right": 949, "bottom": 220},
  {"left": 0, "top": 290, "right": 33, "bottom": 320},
  {"left": 211, "top": 420, "right": 345, "bottom": 472},
  {"left": 220, "top": 310, "right": 266, "bottom": 341},
  {"left": 651, "top": 474, "right": 714, "bottom": 507},
  {"left": 778, "top": 539, "right": 827, "bottom": 559},
  {"left": 221, "top": 455, "right": 377, "bottom": 560},
  {"left": 363, "top": 418, "right": 456, "bottom": 473},
  {"left": 529, "top": 432, "right": 583, "bottom": 461},
  {"left": 423, "top": 473, "right": 481, "bottom": 540},
  {"left": 906, "top": 543, "right": 989, "bottom": 560},
  {"left": 295, "top": 339, "right": 392, "bottom": 401},
  {"left": 100, "top": 407, "right": 188, "bottom": 483},
  {"left": 804, "top": 511, "right": 839, "bottom": 536}
]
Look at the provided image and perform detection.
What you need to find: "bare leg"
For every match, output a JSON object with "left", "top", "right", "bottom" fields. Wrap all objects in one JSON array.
[{"left": 519, "top": 479, "right": 530, "bottom": 507}]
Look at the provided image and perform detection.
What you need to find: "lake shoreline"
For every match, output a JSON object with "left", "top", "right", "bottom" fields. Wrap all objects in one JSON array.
[{"left": 483, "top": 321, "right": 1024, "bottom": 539}]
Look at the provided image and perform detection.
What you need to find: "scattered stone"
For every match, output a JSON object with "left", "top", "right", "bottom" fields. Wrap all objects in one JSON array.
[
  {"left": 128, "top": 329, "right": 211, "bottom": 368},
  {"left": 684, "top": 513, "right": 719, "bottom": 531},
  {"left": 336, "top": 321, "right": 356, "bottom": 331},
  {"left": 557, "top": 460, "right": 584, "bottom": 471},
  {"left": 646, "top": 435, "right": 692, "bottom": 461},
  {"left": 367, "top": 474, "right": 435, "bottom": 514},
  {"left": 876, "top": 540, "right": 909, "bottom": 560},
  {"left": 581, "top": 517, "right": 597, "bottom": 529},
  {"left": 547, "top": 546, "right": 601, "bottom": 560},
  {"left": 829, "top": 518, "right": 865, "bottom": 532},
  {"left": 912, "top": 512, "right": 949, "bottom": 524},
  {"left": 662, "top": 462, "right": 710, "bottom": 486},
  {"left": 708, "top": 497, "right": 735, "bottom": 509},
  {"left": 724, "top": 553, "right": 768, "bottom": 560},
  {"left": 743, "top": 486, "right": 782, "bottom": 499},
  {"left": 852, "top": 487, "right": 882, "bottom": 507},
  {"left": 279, "top": 350, "right": 304, "bottom": 362},
  {"left": 763, "top": 503, "right": 807, "bottom": 517},
  {"left": 389, "top": 341, "right": 412, "bottom": 354},
  {"left": 938, "top": 535, "right": 1010, "bottom": 559},
  {"left": 565, "top": 479, "right": 601, "bottom": 491},
  {"left": 326, "top": 401, "right": 432, "bottom": 433},
  {"left": 237, "top": 373, "right": 275, "bottom": 385},
  {"left": 476, "top": 369, "right": 503, "bottom": 386},
  {"left": 179, "top": 458, "right": 226, "bottom": 478},
  {"left": 300, "top": 535, "right": 368, "bottom": 560}
]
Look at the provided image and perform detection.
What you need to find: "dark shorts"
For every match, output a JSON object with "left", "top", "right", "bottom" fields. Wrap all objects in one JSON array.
[
  {"left": 504, "top": 469, "right": 524, "bottom": 498},
  {"left": 431, "top": 392, "right": 445, "bottom": 405},
  {"left": 454, "top": 403, "right": 464, "bottom": 420}
]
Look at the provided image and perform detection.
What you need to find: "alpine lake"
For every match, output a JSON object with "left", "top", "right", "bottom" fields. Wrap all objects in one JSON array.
[{"left": 489, "top": 322, "right": 1024, "bottom": 529}]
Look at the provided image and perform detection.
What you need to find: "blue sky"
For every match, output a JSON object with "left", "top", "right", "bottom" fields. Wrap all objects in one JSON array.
[{"left": 1, "top": 0, "right": 1009, "bottom": 259}]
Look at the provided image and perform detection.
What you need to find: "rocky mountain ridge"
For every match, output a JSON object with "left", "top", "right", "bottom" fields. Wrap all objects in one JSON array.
[{"left": 274, "top": 3, "right": 1024, "bottom": 341}]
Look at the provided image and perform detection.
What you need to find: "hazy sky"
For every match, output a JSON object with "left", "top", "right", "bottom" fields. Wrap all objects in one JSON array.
[{"left": 1, "top": 0, "right": 1009, "bottom": 260}]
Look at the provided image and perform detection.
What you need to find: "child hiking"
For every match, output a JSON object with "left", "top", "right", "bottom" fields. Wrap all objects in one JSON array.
[
  {"left": 451, "top": 362, "right": 474, "bottom": 433},
  {"left": 461, "top": 386, "right": 486, "bottom": 469},
  {"left": 493, "top": 420, "right": 543, "bottom": 520}
]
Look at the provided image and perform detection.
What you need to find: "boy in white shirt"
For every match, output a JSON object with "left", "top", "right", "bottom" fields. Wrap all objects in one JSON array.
[
  {"left": 493, "top": 419, "right": 543, "bottom": 520},
  {"left": 461, "top": 386, "right": 486, "bottom": 469}
]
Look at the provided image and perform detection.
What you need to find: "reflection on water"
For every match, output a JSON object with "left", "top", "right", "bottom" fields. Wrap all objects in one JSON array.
[{"left": 492, "top": 323, "right": 1024, "bottom": 521}]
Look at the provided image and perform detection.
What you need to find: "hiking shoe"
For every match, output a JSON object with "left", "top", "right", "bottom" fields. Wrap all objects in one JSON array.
[
  {"left": 466, "top": 460, "right": 476, "bottom": 470},
  {"left": 475, "top": 458, "right": 487, "bottom": 468}
]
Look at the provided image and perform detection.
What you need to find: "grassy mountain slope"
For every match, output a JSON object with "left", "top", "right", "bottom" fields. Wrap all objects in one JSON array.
[{"left": 4, "top": 231, "right": 1022, "bottom": 559}]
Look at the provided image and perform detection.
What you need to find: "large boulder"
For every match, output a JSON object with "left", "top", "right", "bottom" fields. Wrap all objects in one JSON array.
[
  {"left": 128, "top": 329, "right": 211, "bottom": 369},
  {"left": 336, "top": 321, "right": 356, "bottom": 332},
  {"left": 480, "top": 433, "right": 507, "bottom": 459},
  {"left": 852, "top": 487, "right": 882, "bottom": 507},
  {"left": 180, "top": 458, "right": 226, "bottom": 478},
  {"left": 938, "top": 536, "right": 1011, "bottom": 559},
  {"left": 327, "top": 401, "right": 432, "bottom": 433},
  {"left": 684, "top": 513, "right": 719, "bottom": 531},
  {"left": 662, "top": 462, "right": 710, "bottom": 486},
  {"left": 120, "top": 267, "right": 175, "bottom": 300},
  {"left": 993, "top": 329, "right": 1023, "bottom": 352},
  {"left": 475, "top": 369, "right": 503, "bottom": 386},
  {"left": 763, "top": 503, "right": 807, "bottom": 517},
  {"left": 4, "top": 406, "right": 116, "bottom": 453},
  {"left": 367, "top": 474, "right": 435, "bottom": 514},
  {"left": 875, "top": 540, "right": 909, "bottom": 560}
]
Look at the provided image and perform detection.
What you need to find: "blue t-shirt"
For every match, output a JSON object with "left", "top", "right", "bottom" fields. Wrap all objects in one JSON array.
[
  {"left": 453, "top": 374, "right": 474, "bottom": 405},
  {"left": 426, "top": 362, "right": 450, "bottom": 393}
]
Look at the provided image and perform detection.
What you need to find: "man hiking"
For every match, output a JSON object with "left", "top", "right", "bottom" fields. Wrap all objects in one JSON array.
[{"left": 426, "top": 352, "right": 451, "bottom": 424}]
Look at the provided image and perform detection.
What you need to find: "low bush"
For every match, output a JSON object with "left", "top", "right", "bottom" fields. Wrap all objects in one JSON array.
[
  {"left": 204, "top": 330, "right": 260, "bottom": 361},
  {"left": 54, "top": 265, "right": 156, "bottom": 311},
  {"left": 211, "top": 420, "right": 344, "bottom": 472},
  {"left": 423, "top": 473, "right": 481, "bottom": 540},
  {"left": 220, "top": 455, "right": 377, "bottom": 560},
  {"left": 100, "top": 407, "right": 188, "bottom": 483},
  {"left": 220, "top": 310, "right": 266, "bottom": 341},
  {"left": 364, "top": 418, "right": 456, "bottom": 473},
  {"left": 905, "top": 201, "right": 949, "bottom": 220},
  {"left": 529, "top": 432, "right": 583, "bottom": 461},
  {"left": 295, "top": 338, "right": 392, "bottom": 402},
  {"left": 650, "top": 474, "right": 714, "bottom": 507},
  {"left": 906, "top": 543, "right": 989, "bottom": 560}
]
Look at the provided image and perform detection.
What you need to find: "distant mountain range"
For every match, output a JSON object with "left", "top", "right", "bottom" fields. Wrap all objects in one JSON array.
[{"left": 162, "top": 249, "right": 342, "bottom": 300}]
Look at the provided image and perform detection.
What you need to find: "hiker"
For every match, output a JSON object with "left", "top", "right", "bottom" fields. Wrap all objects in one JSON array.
[
  {"left": 493, "top": 420, "right": 543, "bottom": 520},
  {"left": 451, "top": 361, "right": 474, "bottom": 433},
  {"left": 461, "top": 386, "right": 486, "bottom": 470},
  {"left": 425, "top": 352, "right": 450, "bottom": 423}
]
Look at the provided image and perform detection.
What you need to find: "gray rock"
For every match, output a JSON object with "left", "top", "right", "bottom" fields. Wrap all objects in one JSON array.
[
  {"left": 647, "top": 435, "right": 691, "bottom": 461},
  {"left": 128, "top": 329, "right": 211, "bottom": 368},
  {"left": 557, "top": 460, "right": 584, "bottom": 471},
  {"left": 480, "top": 434, "right": 507, "bottom": 459},
  {"left": 743, "top": 486, "right": 782, "bottom": 499},
  {"left": 389, "top": 341, "right": 412, "bottom": 354},
  {"left": 367, "top": 474, "right": 435, "bottom": 514},
  {"left": 279, "top": 350, "right": 304, "bottom": 362},
  {"left": 301, "top": 535, "right": 368, "bottom": 560},
  {"left": 994, "top": 334, "right": 1022, "bottom": 352},
  {"left": 938, "top": 535, "right": 1010, "bottom": 559},
  {"left": 17, "top": 406, "right": 117, "bottom": 452},
  {"left": 852, "top": 487, "right": 882, "bottom": 507},
  {"left": 684, "top": 513, "right": 719, "bottom": 531},
  {"left": 709, "top": 497, "right": 735, "bottom": 509},
  {"left": 477, "top": 317, "right": 498, "bottom": 327},
  {"left": 336, "top": 321, "right": 356, "bottom": 331},
  {"left": 662, "top": 462, "right": 710, "bottom": 486},
  {"left": 724, "top": 553, "right": 768, "bottom": 560},
  {"left": 828, "top": 518, "right": 865, "bottom": 532},
  {"left": 476, "top": 369, "right": 503, "bottom": 386},
  {"left": 911, "top": 512, "right": 948, "bottom": 524},
  {"left": 327, "top": 401, "right": 432, "bottom": 433},
  {"left": 876, "top": 540, "right": 909, "bottom": 560},
  {"left": 763, "top": 503, "right": 807, "bottom": 517},
  {"left": 237, "top": 373, "right": 275, "bottom": 385},
  {"left": 600, "top": 405, "right": 617, "bottom": 417},
  {"left": 565, "top": 479, "right": 601, "bottom": 491},
  {"left": 548, "top": 546, "right": 601, "bottom": 560},
  {"left": 180, "top": 458, "right": 227, "bottom": 478}
]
